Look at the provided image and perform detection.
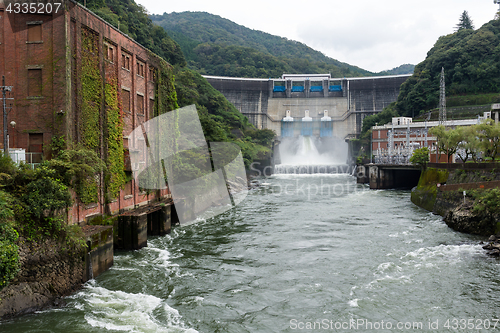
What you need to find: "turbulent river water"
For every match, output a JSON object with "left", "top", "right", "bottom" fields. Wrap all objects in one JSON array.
[{"left": 2, "top": 174, "right": 500, "bottom": 332}]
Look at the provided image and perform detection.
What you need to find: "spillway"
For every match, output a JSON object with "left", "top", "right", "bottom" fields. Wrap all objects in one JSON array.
[{"left": 274, "top": 136, "right": 352, "bottom": 174}]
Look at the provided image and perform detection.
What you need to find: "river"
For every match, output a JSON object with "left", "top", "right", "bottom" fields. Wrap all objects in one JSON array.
[{"left": 1, "top": 174, "right": 499, "bottom": 332}]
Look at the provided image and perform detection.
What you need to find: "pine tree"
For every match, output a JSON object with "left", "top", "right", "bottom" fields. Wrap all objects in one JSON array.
[{"left": 456, "top": 10, "right": 474, "bottom": 31}]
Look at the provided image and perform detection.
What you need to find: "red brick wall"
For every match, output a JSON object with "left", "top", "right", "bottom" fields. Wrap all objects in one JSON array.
[{"left": 1, "top": 2, "right": 172, "bottom": 224}]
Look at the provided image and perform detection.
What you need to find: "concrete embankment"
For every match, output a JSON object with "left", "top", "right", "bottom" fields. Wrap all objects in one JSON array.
[
  {"left": 0, "top": 208, "right": 172, "bottom": 319},
  {"left": 0, "top": 178, "right": 257, "bottom": 319},
  {"left": 411, "top": 164, "right": 500, "bottom": 236}
]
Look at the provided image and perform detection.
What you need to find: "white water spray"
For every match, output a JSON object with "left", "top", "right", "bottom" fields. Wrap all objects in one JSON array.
[{"left": 275, "top": 136, "right": 351, "bottom": 174}]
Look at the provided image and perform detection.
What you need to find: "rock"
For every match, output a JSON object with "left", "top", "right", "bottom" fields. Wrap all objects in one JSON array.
[
  {"left": 483, "top": 243, "right": 493, "bottom": 250},
  {"left": 0, "top": 238, "right": 86, "bottom": 320},
  {"left": 488, "top": 249, "right": 500, "bottom": 256},
  {"left": 444, "top": 207, "right": 497, "bottom": 236}
]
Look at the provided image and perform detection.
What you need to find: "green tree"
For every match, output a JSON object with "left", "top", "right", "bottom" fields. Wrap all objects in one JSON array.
[
  {"left": 429, "top": 125, "right": 462, "bottom": 162},
  {"left": 361, "top": 103, "right": 398, "bottom": 134},
  {"left": 456, "top": 125, "right": 481, "bottom": 162},
  {"left": 477, "top": 119, "right": 500, "bottom": 161},
  {"left": 410, "top": 147, "right": 430, "bottom": 169},
  {"left": 456, "top": 11, "right": 475, "bottom": 31}
]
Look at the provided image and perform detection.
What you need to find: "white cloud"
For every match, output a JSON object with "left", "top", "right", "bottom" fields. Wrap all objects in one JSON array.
[{"left": 137, "top": 0, "right": 499, "bottom": 73}]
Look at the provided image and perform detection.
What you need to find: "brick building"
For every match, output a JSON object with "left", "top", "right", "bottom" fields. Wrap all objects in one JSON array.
[
  {"left": 0, "top": 0, "right": 173, "bottom": 224},
  {"left": 371, "top": 114, "right": 493, "bottom": 164}
]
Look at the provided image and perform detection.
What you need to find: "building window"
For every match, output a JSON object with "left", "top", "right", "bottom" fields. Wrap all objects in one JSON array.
[
  {"left": 137, "top": 94, "right": 144, "bottom": 115},
  {"left": 137, "top": 61, "right": 144, "bottom": 77},
  {"left": 28, "top": 133, "right": 43, "bottom": 163},
  {"left": 28, "top": 69, "right": 42, "bottom": 97},
  {"left": 149, "top": 98, "right": 155, "bottom": 116},
  {"left": 148, "top": 67, "right": 156, "bottom": 81},
  {"left": 121, "top": 52, "right": 130, "bottom": 70},
  {"left": 27, "top": 23, "right": 42, "bottom": 42},
  {"left": 124, "top": 180, "right": 133, "bottom": 197},
  {"left": 106, "top": 46, "right": 114, "bottom": 62},
  {"left": 122, "top": 89, "right": 130, "bottom": 113}
]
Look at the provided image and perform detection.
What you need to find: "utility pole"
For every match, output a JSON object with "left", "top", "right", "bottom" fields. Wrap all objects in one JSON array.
[
  {"left": 439, "top": 67, "right": 446, "bottom": 125},
  {"left": 1, "top": 76, "right": 13, "bottom": 157}
]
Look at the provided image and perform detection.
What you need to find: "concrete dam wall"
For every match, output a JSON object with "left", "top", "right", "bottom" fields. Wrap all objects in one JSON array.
[{"left": 204, "top": 74, "right": 411, "bottom": 139}]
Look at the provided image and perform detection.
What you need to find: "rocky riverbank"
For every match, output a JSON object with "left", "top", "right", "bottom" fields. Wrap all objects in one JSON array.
[
  {"left": 411, "top": 166, "right": 500, "bottom": 255},
  {"left": 481, "top": 234, "right": 500, "bottom": 256},
  {"left": 443, "top": 201, "right": 500, "bottom": 236},
  {"left": 0, "top": 237, "right": 85, "bottom": 319}
]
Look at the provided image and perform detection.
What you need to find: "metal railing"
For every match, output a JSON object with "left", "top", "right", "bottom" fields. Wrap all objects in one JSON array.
[
  {"left": 9, "top": 151, "right": 43, "bottom": 168},
  {"left": 374, "top": 148, "right": 414, "bottom": 165}
]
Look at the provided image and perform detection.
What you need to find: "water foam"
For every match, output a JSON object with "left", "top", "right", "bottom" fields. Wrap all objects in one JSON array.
[
  {"left": 403, "top": 244, "right": 484, "bottom": 263},
  {"left": 75, "top": 282, "right": 197, "bottom": 333}
]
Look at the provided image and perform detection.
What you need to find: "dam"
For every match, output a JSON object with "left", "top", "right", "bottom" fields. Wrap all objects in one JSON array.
[
  {"left": 204, "top": 73, "right": 411, "bottom": 140},
  {"left": 205, "top": 73, "right": 410, "bottom": 172}
]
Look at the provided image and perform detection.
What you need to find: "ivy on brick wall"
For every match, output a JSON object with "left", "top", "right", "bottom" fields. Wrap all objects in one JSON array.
[
  {"left": 151, "top": 54, "right": 179, "bottom": 116},
  {"left": 80, "top": 28, "right": 101, "bottom": 151},
  {"left": 78, "top": 28, "right": 102, "bottom": 204},
  {"left": 104, "top": 73, "right": 125, "bottom": 199}
]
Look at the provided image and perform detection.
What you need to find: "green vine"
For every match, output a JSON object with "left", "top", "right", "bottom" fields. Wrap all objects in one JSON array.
[
  {"left": 148, "top": 53, "right": 178, "bottom": 116},
  {"left": 78, "top": 28, "right": 102, "bottom": 204},
  {"left": 80, "top": 29, "right": 101, "bottom": 151},
  {"left": 104, "top": 73, "right": 125, "bottom": 199}
]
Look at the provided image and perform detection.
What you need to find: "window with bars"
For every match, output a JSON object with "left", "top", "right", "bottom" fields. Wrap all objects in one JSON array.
[
  {"left": 137, "top": 61, "right": 145, "bottom": 77},
  {"left": 148, "top": 67, "right": 156, "bottom": 81},
  {"left": 121, "top": 52, "right": 131, "bottom": 70},
  {"left": 106, "top": 46, "right": 114, "bottom": 62}
]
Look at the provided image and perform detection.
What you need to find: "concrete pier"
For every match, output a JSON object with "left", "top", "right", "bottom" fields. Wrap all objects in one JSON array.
[
  {"left": 147, "top": 204, "right": 172, "bottom": 236},
  {"left": 359, "top": 164, "right": 421, "bottom": 189},
  {"left": 83, "top": 225, "right": 114, "bottom": 281},
  {"left": 117, "top": 213, "right": 148, "bottom": 250},
  {"left": 116, "top": 200, "right": 174, "bottom": 250}
]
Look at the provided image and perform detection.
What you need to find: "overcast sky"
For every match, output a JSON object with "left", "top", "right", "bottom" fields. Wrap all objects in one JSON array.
[{"left": 135, "top": 0, "right": 499, "bottom": 73}]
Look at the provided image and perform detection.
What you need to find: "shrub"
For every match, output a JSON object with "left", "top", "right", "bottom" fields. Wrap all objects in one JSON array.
[{"left": 0, "top": 190, "right": 19, "bottom": 290}]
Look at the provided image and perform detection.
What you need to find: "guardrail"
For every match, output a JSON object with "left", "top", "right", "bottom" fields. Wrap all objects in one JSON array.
[
  {"left": 439, "top": 180, "right": 500, "bottom": 192},
  {"left": 427, "top": 162, "right": 500, "bottom": 170}
]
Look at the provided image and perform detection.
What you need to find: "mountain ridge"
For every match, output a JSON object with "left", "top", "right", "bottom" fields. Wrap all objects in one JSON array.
[{"left": 150, "top": 11, "right": 414, "bottom": 78}]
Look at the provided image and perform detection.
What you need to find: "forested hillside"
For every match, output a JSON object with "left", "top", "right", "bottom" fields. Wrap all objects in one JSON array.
[
  {"left": 75, "top": 0, "right": 274, "bottom": 166},
  {"left": 150, "top": 11, "right": 375, "bottom": 78},
  {"left": 379, "top": 64, "right": 415, "bottom": 76},
  {"left": 76, "top": 0, "right": 185, "bottom": 66},
  {"left": 395, "top": 18, "right": 500, "bottom": 118}
]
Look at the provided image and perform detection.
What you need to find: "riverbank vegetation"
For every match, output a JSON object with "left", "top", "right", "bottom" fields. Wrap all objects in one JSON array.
[
  {"left": 411, "top": 166, "right": 500, "bottom": 235},
  {"left": 429, "top": 119, "right": 500, "bottom": 162},
  {"left": 0, "top": 147, "right": 104, "bottom": 290}
]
